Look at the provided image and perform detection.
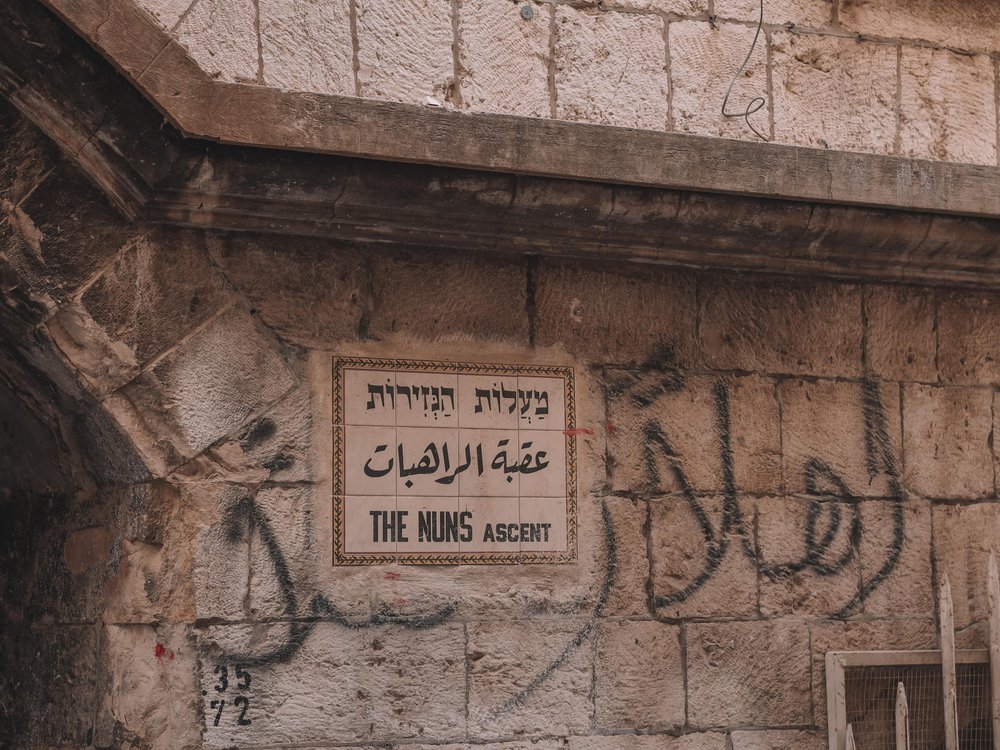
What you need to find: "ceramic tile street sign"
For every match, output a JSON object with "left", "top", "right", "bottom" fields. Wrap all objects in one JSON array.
[{"left": 332, "top": 357, "right": 577, "bottom": 565}]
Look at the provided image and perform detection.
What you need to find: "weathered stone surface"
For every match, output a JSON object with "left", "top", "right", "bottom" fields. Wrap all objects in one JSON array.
[
  {"left": 603, "top": 497, "right": 650, "bottom": 618},
  {"left": 175, "top": 0, "right": 259, "bottom": 83},
  {"left": 6, "top": 625, "right": 99, "bottom": 746},
  {"left": 0, "top": 105, "right": 60, "bottom": 208},
  {"left": 933, "top": 503, "right": 1000, "bottom": 629},
  {"left": 100, "top": 623, "right": 199, "bottom": 750},
  {"left": 771, "top": 33, "right": 897, "bottom": 154},
  {"left": 808, "top": 618, "right": 937, "bottom": 726},
  {"left": 249, "top": 486, "right": 317, "bottom": 618},
  {"left": 714, "top": 0, "right": 831, "bottom": 26},
  {"left": 208, "top": 234, "right": 365, "bottom": 349},
  {"left": 137, "top": 0, "right": 193, "bottom": 28},
  {"left": 535, "top": 259, "right": 698, "bottom": 366},
  {"left": 2, "top": 163, "right": 136, "bottom": 309},
  {"left": 859, "top": 499, "right": 933, "bottom": 617},
  {"left": 555, "top": 7, "right": 667, "bottom": 130},
  {"left": 570, "top": 735, "right": 728, "bottom": 750},
  {"left": 669, "top": 21, "right": 768, "bottom": 139},
  {"left": 232, "top": 384, "right": 314, "bottom": 482},
  {"left": 200, "top": 622, "right": 466, "bottom": 745},
  {"left": 780, "top": 378, "right": 901, "bottom": 497},
  {"left": 459, "top": 0, "right": 550, "bottom": 118},
  {"left": 370, "top": 250, "right": 528, "bottom": 345},
  {"left": 902, "top": 384, "right": 993, "bottom": 499},
  {"left": 758, "top": 495, "right": 860, "bottom": 617},
  {"left": 650, "top": 495, "right": 758, "bottom": 618},
  {"left": 106, "top": 306, "right": 297, "bottom": 472},
  {"left": 687, "top": 619, "right": 811, "bottom": 727},
  {"left": 468, "top": 619, "right": 592, "bottom": 738},
  {"left": 840, "top": 0, "right": 1000, "bottom": 53},
  {"left": 356, "top": 0, "right": 455, "bottom": 103},
  {"left": 731, "top": 730, "right": 826, "bottom": 750},
  {"left": 938, "top": 290, "right": 1000, "bottom": 384},
  {"left": 900, "top": 48, "right": 996, "bottom": 166},
  {"left": 74, "top": 229, "right": 229, "bottom": 377},
  {"left": 864, "top": 285, "right": 937, "bottom": 382},
  {"left": 260, "top": 0, "right": 354, "bottom": 95},
  {"left": 595, "top": 620, "right": 684, "bottom": 731},
  {"left": 608, "top": 372, "right": 781, "bottom": 495},
  {"left": 700, "top": 275, "right": 862, "bottom": 377}
]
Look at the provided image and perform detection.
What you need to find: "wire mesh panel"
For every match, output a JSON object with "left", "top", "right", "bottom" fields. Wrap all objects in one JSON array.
[{"left": 843, "top": 663, "right": 992, "bottom": 749}]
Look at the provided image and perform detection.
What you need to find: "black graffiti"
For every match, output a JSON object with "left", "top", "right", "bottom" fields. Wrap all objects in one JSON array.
[
  {"left": 618, "top": 363, "right": 903, "bottom": 618},
  {"left": 492, "top": 500, "right": 616, "bottom": 716},
  {"left": 214, "top": 494, "right": 617, "bottom": 713}
]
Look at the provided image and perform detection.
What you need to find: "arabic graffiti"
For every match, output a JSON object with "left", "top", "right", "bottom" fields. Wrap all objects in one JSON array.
[
  {"left": 611, "top": 356, "right": 903, "bottom": 618},
  {"left": 214, "top": 493, "right": 617, "bottom": 717}
]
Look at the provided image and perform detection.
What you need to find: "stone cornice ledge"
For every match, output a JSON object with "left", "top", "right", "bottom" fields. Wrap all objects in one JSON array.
[
  {"left": 5, "top": 0, "right": 1000, "bottom": 290},
  {"left": 39, "top": 0, "right": 1000, "bottom": 220}
]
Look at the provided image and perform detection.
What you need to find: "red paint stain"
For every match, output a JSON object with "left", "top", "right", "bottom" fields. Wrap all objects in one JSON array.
[
  {"left": 154, "top": 643, "right": 166, "bottom": 664},
  {"left": 606, "top": 422, "right": 616, "bottom": 432},
  {"left": 563, "top": 427, "right": 595, "bottom": 437},
  {"left": 169, "top": 651, "right": 175, "bottom": 661},
  {"left": 384, "top": 572, "right": 401, "bottom": 580}
]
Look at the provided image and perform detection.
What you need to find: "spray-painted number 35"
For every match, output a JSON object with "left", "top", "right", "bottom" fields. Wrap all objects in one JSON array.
[{"left": 208, "top": 664, "right": 252, "bottom": 727}]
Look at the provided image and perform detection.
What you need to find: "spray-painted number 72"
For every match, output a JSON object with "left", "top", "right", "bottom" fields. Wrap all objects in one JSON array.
[{"left": 209, "top": 664, "right": 252, "bottom": 726}]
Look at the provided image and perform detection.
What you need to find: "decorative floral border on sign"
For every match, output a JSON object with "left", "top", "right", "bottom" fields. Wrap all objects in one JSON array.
[{"left": 332, "top": 356, "right": 577, "bottom": 566}]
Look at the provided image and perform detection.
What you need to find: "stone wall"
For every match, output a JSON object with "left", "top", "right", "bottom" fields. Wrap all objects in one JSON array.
[
  {"left": 2, "top": 100, "right": 1000, "bottom": 750},
  {"left": 135, "top": 0, "right": 1000, "bottom": 164}
]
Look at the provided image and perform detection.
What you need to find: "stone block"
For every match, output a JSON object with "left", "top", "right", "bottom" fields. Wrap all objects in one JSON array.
[
  {"left": 468, "top": 619, "right": 592, "bottom": 738},
  {"left": 902, "top": 384, "right": 993, "bottom": 499},
  {"left": 933, "top": 503, "right": 1000, "bottom": 629},
  {"left": 780, "top": 378, "right": 901, "bottom": 498},
  {"left": 555, "top": 7, "right": 667, "bottom": 130},
  {"left": 900, "top": 47, "right": 996, "bottom": 166},
  {"left": 137, "top": 0, "right": 193, "bottom": 28},
  {"left": 103, "top": 623, "right": 200, "bottom": 749},
  {"left": 369, "top": 249, "right": 528, "bottom": 345},
  {"left": 261, "top": 0, "right": 354, "bottom": 95},
  {"left": 603, "top": 498, "right": 651, "bottom": 618},
  {"left": 938, "top": 290, "right": 1000, "bottom": 384},
  {"left": 357, "top": 0, "right": 455, "bottom": 103},
  {"left": 12, "top": 625, "right": 99, "bottom": 746},
  {"left": 771, "top": 33, "right": 897, "bottom": 154},
  {"left": 650, "top": 495, "right": 758, "bottom": 619},
  {"left": 808, "top": 618, "right": 937, "bottom": 726},
  {"left": 570, "top": 735, "right": 728, "bottom": 750},
  {"left": 687, "top": 619, "right": 811, "bottom": 727},
  {"left": 669, "top": 21, "right": 768, "bottom": 139},
  {"left": 700, "top": 275, "right": 862, "bottom": 377},
  {"left": 70, "top": 229, "right": 230, "bottom": 384},
  {"left": 757, "top": 495, "right": 860, "bottom": 617},
  {"left": 200, "top": 621, "right": 465, "bottom": 745},
  {"left": 106, "top": 306, "right": 297, "bottom": 471},
  {"left": 175, "top": 0, "right": 259, "bottom": 83},
  {"left": 208, "top": 234, "right": 365, "bottom": 349},
  {"left": 864, "top": 285, "right": 937, "bottom": 382},
  {"left": 714, "top": 0, "right": 831, "bottom": 26},
  {"left": 730, "top": 730, "right": 826, "bottom": 750},
  {"left": 4, "top": 163, "right": 136, "bottom": 308},
  {"left": 534, "top": 258, "right": 698, "bottom": 366},
  {"left": 459, "top": 0, "right": 550, "bottom": 118},
  {"left": 839, "top": 0, "right": 1000, "bottom": 53},
  {"left": 233, "top": 385, "right": 315, "bottom": 482},
  {"left": 858, "top": 499, "right": 933, "bottom": 617},
  {"left": 0, "top": 103, "right": 60, "bottom": 208},
  {"left": 608, "top": 373, "right": 781, "bottom": 496},
  {"left": 595, "top": 620, "right": 684, "bottom": 731}
]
